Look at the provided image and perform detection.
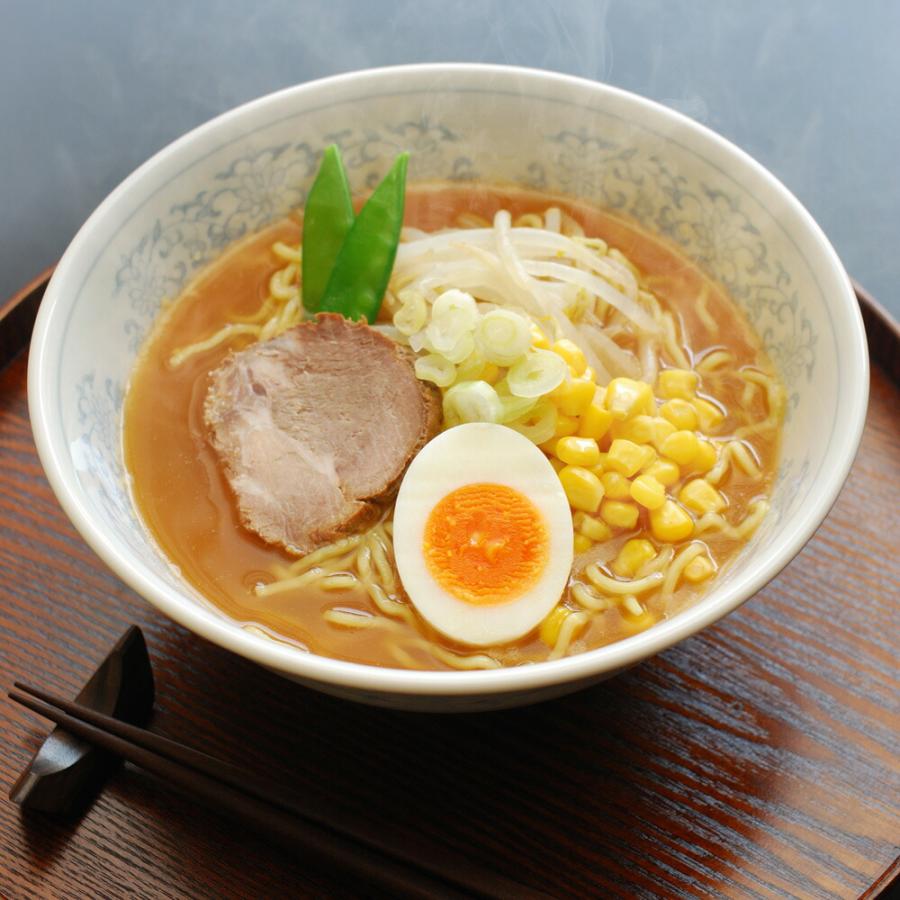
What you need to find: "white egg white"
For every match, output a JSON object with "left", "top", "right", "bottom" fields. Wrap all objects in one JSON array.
[{"left": 393, "top": 423, "right": 574, "bottom": 647}]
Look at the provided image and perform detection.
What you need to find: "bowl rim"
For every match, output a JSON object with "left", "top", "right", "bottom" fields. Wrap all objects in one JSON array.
[{"left": 28, "top": 62, "right": 869, "bottom": 698}]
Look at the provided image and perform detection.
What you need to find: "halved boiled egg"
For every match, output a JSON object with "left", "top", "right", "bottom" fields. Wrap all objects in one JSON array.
[{"left": 393, "top": 423, "right": 574, "bottom": 646}]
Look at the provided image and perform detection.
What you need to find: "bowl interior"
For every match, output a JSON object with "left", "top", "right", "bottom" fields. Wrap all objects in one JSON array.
[{"left": 29, "top": 66, "right": 867, "bottom": 703}]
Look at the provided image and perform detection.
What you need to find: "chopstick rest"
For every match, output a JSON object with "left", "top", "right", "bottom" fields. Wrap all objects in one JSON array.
[
  {"left": 9, "top": 683, "right": 550, "bottom": 900},
  {"left": 9, "top": 625, "right": 154, "bottom": 816}
]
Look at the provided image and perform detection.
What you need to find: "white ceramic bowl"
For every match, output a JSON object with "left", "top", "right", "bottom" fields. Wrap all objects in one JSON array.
[{"left": 28, "top": 65, "right": 868, "bottom": 711}]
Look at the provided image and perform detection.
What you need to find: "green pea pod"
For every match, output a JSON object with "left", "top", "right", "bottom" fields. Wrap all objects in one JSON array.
[
  {"left": 301, "top": 145, "right": 355, "bottom": 313},
  {"left": 319, "top": 152, "right": 409, "bottom": 323}
]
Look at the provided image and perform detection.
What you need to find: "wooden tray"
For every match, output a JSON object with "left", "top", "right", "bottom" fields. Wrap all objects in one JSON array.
[{"left": 2, "top": 271, "right": 898, "bottom": 898}]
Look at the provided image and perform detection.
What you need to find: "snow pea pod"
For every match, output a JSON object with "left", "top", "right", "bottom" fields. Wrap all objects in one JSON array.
[
  {"left": 319, "top": 152, "right": 408, "bottom": 323},
  {"left": 301, "top": 144, "right": 355, "bottom": 314}
]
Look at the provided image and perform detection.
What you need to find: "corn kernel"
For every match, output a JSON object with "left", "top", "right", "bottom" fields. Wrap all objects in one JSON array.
[
  {"left": 649, "top": 500, "right": 694, "bottom": 542},
  {"left": 551, "top": 339, "right": 588, "bottom": 376},
  {"left": 611, "top": 414, "right": 656, "bottom": 444},
  {"left": 637, "top": 444, "right": 657, "bottom": 470},
  {"left": 657, "top": 368, "right": 699, "bottom": 400},
  {"left": 539, "top": 605, "right": 569, "bottom": 646},
  {"left": 683, "top": 555, "right": 716, "bottom": 584},
  {"left": 612, "top": 539, "right": 657, "bottom": 578},
  {"left": 530, "top": 323, "right": 550, "bottom": 350},
  {"left": 578, "top": 401, "right": 613, "bottom": 441},
  {"left": 601, "top": 471, "right": 632, "bottom": 500},
  {"left": 553, "top": 413, "right": 580, "bottom": 439},
  {"left": 613, "top": 415, "right": 676, "bottom": 449},
  {"left": 679, "top": 479, "right": 726, "bottom": 515},
  {"left": 552, "top": 378, "right": 597, "bottom": 416},
  {"left": 573, "top": 512, "right": 613, "bottom": 542},
  {"left": 480, "top": 363, "right": 502, "bottom": 385},
  {"left": 573, "top": 533, "right": 593, "bottom": 555},
  {"left": 556, "top": 436, "right": 601, "bottom": 467},
  {"left": 600, "top": 499, "right": 640, "bottom": 529},
  {"left": 693, "top": 397, "right": 725, "bottom": 433},
  {"left": 660, "top": 398, "right": 699, "bottom": 431},
  {"left": 690, "top": 440, "right": 718, "bottom": 473},
  {"left": 604, "top": 377, "right": 654, "bottom": 420},
  {"left": 630, "top": 474, "right": 666, "bottom": 510},
  {"left": 620, "top": 606, "right": 656, "bottom": 634},
  {"left": 558, "top": 466, "right": 605, "bottom": 513},
  {"left": 644, "top": 458, "right": 681, "bottom": 487},
  {"left": 659, "top": 430, "right": 700, "bottom": 466},
  {"left": 606, "top": 439, "right": 648, "bottom": 477},
  {"left": 582, "top": 366, "right": 596, "bottom": 382}
]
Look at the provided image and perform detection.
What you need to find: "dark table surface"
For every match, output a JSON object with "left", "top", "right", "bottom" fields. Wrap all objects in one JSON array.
[
  {"left": 1, "top": 274, "right": 898, "bottom": 897},
  {"left": 2, "top": 1, "right": 900, "bottom": 319}
]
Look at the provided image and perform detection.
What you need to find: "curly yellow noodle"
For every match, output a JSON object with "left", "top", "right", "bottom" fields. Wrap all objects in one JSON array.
[
  {"left": 549, "top": 611, "right": 590, "bottom": 660},
  {"left": 661, "top": 543, "right": 707, "bottom": 597},
  {"left": 694, "top": 283, "right": 719, "bottom": 335},
  {"left": 585, "top": 566, "right": 664, "bottom": 596}
]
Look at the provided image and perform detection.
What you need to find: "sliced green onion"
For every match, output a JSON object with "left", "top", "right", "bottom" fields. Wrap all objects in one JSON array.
[
  {"left": 443, "top": 380, "right": 502, "bottom": 426},
  {"left": 477, "top": 308, "right": 531, "bottom": 366},
  {"left": 495, "top": 380, "right": 539, "bottom": 423},
  {"left": 393, "top": 290, "right": 428, "bottom": 336},
  {"left": 432, "top": 289, "right": 479, "bottom": 328},
  {"left": 415, "top": 354, "right": 456, "bottom": 388},
  {"left": 507, "top": 398, "right": 558, "bottom": 444},
  {"left": 506, "top": 349, "right": 568, "bottom": 398},
  {"left": 440, "top": 331, "right": 476, "bottom": 364}
]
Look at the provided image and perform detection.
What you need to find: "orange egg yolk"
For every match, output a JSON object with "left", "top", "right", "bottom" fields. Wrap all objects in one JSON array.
[{"left": 423, "top": 483, "right": 549, "bottom": 605}]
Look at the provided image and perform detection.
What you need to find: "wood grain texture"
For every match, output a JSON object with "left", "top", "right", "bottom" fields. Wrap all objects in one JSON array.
[{"left": 1, "top": 298, "right": 899, "bottom": 897}]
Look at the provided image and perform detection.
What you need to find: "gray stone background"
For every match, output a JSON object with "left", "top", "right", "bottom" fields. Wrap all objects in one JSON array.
[{"left": 2, "top": 0, "right": 898, "bottom": 316}]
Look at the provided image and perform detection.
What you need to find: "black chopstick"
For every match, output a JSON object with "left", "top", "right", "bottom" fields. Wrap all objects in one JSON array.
[{"left": 10, "top": 683, "right": 550, "bottom": 900}]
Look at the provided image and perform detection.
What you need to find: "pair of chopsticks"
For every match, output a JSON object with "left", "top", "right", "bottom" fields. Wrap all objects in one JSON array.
[{"left": 10, "top": 683, "right": 549, "bottom": 900}]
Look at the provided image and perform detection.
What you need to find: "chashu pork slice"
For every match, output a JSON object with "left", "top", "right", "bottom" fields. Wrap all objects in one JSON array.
[{"left": 204, "top": 313, "right": 441, "bottom": 555}]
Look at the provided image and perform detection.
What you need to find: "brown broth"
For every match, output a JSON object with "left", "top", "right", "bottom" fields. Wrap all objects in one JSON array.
[{"left": 124, "top": 184, "right": 780, "bottom": 669}]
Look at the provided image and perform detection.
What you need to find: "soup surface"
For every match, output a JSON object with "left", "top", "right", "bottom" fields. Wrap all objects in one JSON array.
[{"left": 125, "top": 184, "right": 782, "bottom": 669}]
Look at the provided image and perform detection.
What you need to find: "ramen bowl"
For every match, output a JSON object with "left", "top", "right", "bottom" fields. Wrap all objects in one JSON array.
[{"left": 28, "top": 64, "right": 868, "bottom": 711}]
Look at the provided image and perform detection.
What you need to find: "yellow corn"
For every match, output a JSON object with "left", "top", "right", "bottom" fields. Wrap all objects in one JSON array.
[
  {"left": 693, "top": 397, "right": 725, "bottom": 433},
  {"left": 548, "top": 455, "right": 566, "bottom": 474},
  {"left": 604, "top": 378, "right": 654, "bottom": 420},
  {"left": 659, "top": 430, "right": 700, "bottom": 466},
  {"left": 558, "top": 465, "right": 605, "bottom": 513},
  {"left": 612, "top": 539, "right": 657, "bottom": 578},
  {"left": 551, "top": 339, "right": 588, "bottom": 376},
  {"left": 683, "top": 554, "right": 716, "bottom": 584},
  {"left": 539, "top": 605, "right": 569, "bottom": 646},
  {"left": 552, "top": 378, "right": 597, "bottom": 416},
  {"left": 556, "top": 436, "right": 601, "bottom": 467},
  {"left": 619, "top": 604, "right": 656, "bottom": 634},
  {"left": 530, "top": 323, "right": 550, "bottom": 350},
  {"left": 573, "top": 533, "right": 593, "bottom": 555},
  {"left": 606, "top": 439, "right": 648, "bottom": 477},
  {"left": 649, "top": 500, "right": 694, "bottom": 542},
  {"left": 578, "top": 401, "right": 613, "bottom": 441},
  {"left": 690, "top": 440, "right": 717, "bottom": 473},
  {"left": 660, "top": 398, "right": 699, "bottom": 431},
  {"left": 657, "top": 368, "right": 699, "bottom": 400},
  {"left": 651, "top": 418, "right": 677, "bottom": 449},
  {"left": 601, "top": 471, "right": 632, "bottom": 500},
  {"left": 679, "top": 479, "right": 726, "bottom": 515},
  {"left": 573, "top": 512, "right": 613, "bottom": 542},
  {"left": 600, "top": 499, "right": 640, "bottom": 529},
  {"left": 630, "top": 474, "right": 666, "bottom": 510},
  {"left": 553, "top": 412, "right": 580, "bottom": 439},
  {"left": 637, "top": 444, "right": 657, "bottom": 470},
  {"left": 644, "top": 458, "right": 681, "bottom": 487}
]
